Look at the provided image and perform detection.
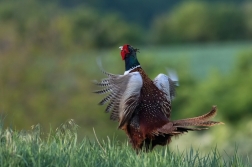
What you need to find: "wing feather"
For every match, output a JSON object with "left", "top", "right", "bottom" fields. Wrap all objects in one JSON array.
[
  {"left": 93, "top": 87, "right": 112, "bottom": 94},
  {"left": 94, "top": 68, "right": 143, "bottom": 128},
  {"left": 153, "top": 70, "right": 179, "bottom": 101}
]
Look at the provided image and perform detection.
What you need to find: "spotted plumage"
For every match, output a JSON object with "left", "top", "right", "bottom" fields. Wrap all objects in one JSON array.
[{"left": 94, "top": 44, "right": 224, "bottom": 152}]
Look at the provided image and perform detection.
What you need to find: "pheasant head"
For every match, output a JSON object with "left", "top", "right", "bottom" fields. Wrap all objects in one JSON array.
[{"left": 119, "top": 44, "right": 141, "bottom": 74}]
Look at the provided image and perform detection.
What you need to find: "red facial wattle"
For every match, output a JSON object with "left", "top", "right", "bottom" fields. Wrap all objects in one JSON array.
[{"left": 120, "top": 44, "right": 130, "bottom": 60}]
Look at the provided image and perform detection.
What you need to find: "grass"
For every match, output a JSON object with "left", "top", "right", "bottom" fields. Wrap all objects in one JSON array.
[{"left": 0, "top": 120, "right": 250, "bottom": 167}]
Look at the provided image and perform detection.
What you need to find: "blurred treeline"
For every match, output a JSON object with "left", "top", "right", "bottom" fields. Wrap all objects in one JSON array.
[
  {"left": 0, "top": 0, "right": 252, "bottom": 142},
  {"left": 1, "top": 0, "right": 252, "bottom": 51}
]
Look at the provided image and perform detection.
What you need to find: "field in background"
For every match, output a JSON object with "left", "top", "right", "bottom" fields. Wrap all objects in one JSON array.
[
  {"left": 97, "top": 42, "right": 252, "bottom": 83},
  {"left": 148, "top": 42, "right": 252, "bottom": 78}
]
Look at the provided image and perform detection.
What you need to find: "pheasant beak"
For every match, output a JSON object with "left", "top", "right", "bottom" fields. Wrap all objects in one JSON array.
[{"left": 119, "top": 46, "right": 123, "bottom": 50}]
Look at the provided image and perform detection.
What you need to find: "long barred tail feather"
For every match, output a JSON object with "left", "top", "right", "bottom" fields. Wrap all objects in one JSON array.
[
  {"left": 159, "top": 106, "right": 224, "bottom": 135},
  {"left": 174, "top": 120, "right": 223, "bottom": 127},
  {"left": 172, "top": 106, "right": 224, "bottom": 127},
  {"left": 174, "top": 126, "right": 208, "bottom": 133}
]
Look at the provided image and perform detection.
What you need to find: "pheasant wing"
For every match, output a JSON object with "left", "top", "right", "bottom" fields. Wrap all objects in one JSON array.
[
  {"left": 153, "top": 70, "right": 179, "bottom": 101},
  {"left": 94, "top": 69, "right": 143, "bottom": 129}
]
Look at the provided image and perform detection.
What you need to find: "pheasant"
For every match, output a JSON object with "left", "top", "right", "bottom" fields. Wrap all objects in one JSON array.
[{"left": 94, "top": 44, "right": 223, "bottom": 152}]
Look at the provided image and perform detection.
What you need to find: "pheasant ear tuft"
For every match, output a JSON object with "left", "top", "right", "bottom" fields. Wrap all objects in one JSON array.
[{"left": 134, "top": 48, "right": 140, "bottom": 53}]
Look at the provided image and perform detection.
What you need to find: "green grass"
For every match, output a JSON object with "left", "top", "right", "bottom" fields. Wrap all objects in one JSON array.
[{"left": 0, "top": 120, "right": 250, "bottom": 167}]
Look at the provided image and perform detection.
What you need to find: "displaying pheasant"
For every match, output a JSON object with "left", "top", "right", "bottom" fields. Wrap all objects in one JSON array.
[{"left": 94, "top": 44, "right": 223, "bottom": 152}]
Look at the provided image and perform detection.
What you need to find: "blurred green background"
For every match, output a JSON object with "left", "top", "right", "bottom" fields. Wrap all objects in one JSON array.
[{"left": 1, "top": 0, "right": 252, "bottom": 158}]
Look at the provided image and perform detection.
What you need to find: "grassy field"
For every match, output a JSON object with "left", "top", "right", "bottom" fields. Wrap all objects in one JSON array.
[{"left": 0, "top": 120, "right": 250, "bottom": 167}]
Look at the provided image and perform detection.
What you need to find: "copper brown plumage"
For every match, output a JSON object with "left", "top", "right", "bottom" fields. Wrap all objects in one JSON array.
[{"left": 94, "top": 44, "right": 224, "bottom": 152}]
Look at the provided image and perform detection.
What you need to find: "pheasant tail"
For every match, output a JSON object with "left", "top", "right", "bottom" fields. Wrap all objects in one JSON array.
[
  {"left": 159, "top": 106, "right": 224, "bottom": 134},
  {"left": 173, "top": 106, "right": 220, "bottom": 124}
]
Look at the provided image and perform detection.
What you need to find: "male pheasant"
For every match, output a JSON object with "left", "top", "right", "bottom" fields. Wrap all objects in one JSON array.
[{"left": 94, "top": 44, "right": 223, "bottom": 152}]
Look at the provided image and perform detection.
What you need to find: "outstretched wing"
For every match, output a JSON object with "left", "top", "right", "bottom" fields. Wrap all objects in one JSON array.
[
  {"left": 94, "top": 68, "right": 143, "bottom": 129},
  {"left": 153, "top": 70, "right": 179, "bottom": 101}
]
